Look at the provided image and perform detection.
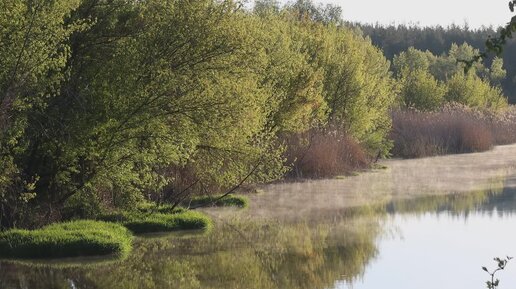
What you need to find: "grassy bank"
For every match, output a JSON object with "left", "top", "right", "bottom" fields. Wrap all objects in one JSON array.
[
  {"left": 99, "top": 211, "right": 213, "bottom": 234},
  {"left": 0, "top": 221, "right": 132, "bottom": 259},
  {"left": 136, "top": 203, "right": 187, "bottom": 214},
  {"left": 186, "top": 194, "right": 249, "bottom": 209}
]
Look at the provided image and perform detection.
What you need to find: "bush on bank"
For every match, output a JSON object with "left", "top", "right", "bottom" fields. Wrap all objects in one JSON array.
[{"left": 0, "top": 220, "right": 133, "bottom": 259}]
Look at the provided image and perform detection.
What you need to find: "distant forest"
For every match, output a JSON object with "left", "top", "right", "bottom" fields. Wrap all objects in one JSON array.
[{"left": 355, "top": 24, "right": 516, "bottom": 102}]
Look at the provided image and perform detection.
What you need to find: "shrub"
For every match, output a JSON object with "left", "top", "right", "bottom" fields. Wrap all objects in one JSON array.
[
  {"left": 0, "top": 220, "right": 133, "bottom": 259},
  {"left": 98, "top": 211, "right": 212, "bottom": 234},
  {"left": 283, "top": 128, "right": 369, "bottom": 179}
]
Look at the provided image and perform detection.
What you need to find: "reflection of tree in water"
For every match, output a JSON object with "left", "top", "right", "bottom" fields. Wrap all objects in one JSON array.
[{"left": 0, "top": 217, "right": 380, "bottom": 289}]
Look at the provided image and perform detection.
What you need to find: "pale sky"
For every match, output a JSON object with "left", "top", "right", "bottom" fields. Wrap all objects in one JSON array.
[{"left": 254, "top": 0, "right": 514, "bottom": 29}]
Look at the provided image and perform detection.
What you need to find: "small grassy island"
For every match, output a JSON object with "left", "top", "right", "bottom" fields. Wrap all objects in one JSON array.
[
  {"left": 99, "top": 210, "right": 213, "bottom": 234},
  {"left": 0, "top": 196, "right": 249, "bottom": 260},
  {"left": 0, "top": 221, "right": 132, "bottom": 259}
]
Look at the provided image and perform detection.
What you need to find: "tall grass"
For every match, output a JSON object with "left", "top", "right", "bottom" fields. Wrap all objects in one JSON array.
[
  {"left": 0, "top": 220, "right": 133, "bottom": 259},
  {"left": 186, "top": 194, "right": 249, "bottom": 209},
  {"left": 391, "top": 104, "right": 516, "bottom": 158},
  {"left": 283, "top": 128, "right": 369, "bottom": 179},
  {"left": 98, "top": 211, "right": 212, "bottom": 234}
]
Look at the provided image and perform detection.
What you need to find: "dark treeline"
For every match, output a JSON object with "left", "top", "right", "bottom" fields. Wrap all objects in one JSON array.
[
  {"left": 355, "top": 23, "right": 516, "bottom": 102},
  {"left": 0, "top": 0, "right": 512, "bottom": 230}
]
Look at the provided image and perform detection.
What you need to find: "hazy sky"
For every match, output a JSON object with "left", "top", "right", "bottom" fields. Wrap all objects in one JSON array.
[{"left": 258, "top": 0, "right": 513, "bottom": 29}]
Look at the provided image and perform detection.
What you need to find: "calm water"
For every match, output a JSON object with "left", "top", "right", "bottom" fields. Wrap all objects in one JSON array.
[{"left": 4, "top": 146, "right": 516, "bottom": 289}]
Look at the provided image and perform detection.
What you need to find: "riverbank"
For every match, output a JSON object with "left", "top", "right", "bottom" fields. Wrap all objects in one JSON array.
[{"left": 4, "top": 145, "right": 516, "bottom": 289}]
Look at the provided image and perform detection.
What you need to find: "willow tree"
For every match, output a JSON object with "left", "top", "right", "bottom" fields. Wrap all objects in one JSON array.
[
  {"left": 313, "top": 24, "right": 397, "bottom": 156},
  {"left": 0, "top": 0, "right": 85, "bottom": 228},
  {"left": 251, "top": 9, "right": 328, "bottom": 133},
  {"left": 0, "top": 0, "right": 290, "bottom": 227}
]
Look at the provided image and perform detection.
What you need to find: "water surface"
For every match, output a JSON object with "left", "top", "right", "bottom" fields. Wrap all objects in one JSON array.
[{"left": 3, "top": 145, "right": 516, "bottom": 289}]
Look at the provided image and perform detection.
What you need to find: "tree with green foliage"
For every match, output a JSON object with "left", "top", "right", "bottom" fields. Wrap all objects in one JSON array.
[
  {"left": 445, "top": 72, "right": 507, "bottom": 110},
  {"left": 0, "top": 0, "right": 403, "bottom": 229},
  {"left": 0, "top": 0, "right": 85, "bottom": 228},
  {"left": 356, "top": 22, "right": 516, "bottom": 102},
  {"left": 393, "top": 47, "right": 434, "bottom": 75},
  {"left": 312, "top": 24, "right": 396, "bottom": 155},
  {"left": 488, "top": 57, "right": 507, "bottom": 86},
  {"left": 398, "top": 69, "right": 447, "bottom": 111},
  {"left": 392, "top": 44, "right": 507, "bottom": 111},
  {"left": 0, "top": 0, "right": 290, "bottom": 228}
]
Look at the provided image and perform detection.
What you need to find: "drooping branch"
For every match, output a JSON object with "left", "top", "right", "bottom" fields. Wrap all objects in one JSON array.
[{"left": 461, "top": 1, "right": 516, "bottom": 70}]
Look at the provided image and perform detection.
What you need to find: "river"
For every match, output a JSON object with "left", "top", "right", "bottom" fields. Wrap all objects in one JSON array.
[{"left": 3, "top": 145, "right": 516, "bottom": 289}]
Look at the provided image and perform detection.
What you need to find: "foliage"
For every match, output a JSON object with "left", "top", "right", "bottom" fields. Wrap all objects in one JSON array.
[
  {"left": 464, "top": 0, "right": 516, "bottom": 69},
  {"left": 398, "top": 68, "right": 447, "bottom": 111},
  {"left": 392, "top": 44, "right": 508, "bottom": 110},
  {"left": 0, "top": 0, "right": 86, "bottom": 229},
  {"left": 482, "top": 256, "right": 512, "bottom": 289},
  {"left": 10, "top": 0, "right": 513, "bottom": 230},
  {"left": 0, "top": 0, "right": 287, "bottom": 229},
  {"left": 313, "top": 24, "right": 396, "bottom": 156},
  {"left": 0, "top": 0, "right": 405, "bottom": 229},
  {"left": 0, "top": 220, "right": 132, "bottom": 259},
  {"left": 445, "top": 72, "right": 508, "bottom": 110},
  {"left": 356, "top": 23, "right": 516, "bottom": 102}
]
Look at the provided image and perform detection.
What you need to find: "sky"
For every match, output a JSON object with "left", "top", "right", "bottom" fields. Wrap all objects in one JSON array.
[{"left": 253, "top": 0, "right": 514, "bottom": 29}]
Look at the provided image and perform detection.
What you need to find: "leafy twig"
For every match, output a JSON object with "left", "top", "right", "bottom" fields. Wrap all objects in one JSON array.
[{"left": 482, "top": 256, "right": 513, "bottom": 289}]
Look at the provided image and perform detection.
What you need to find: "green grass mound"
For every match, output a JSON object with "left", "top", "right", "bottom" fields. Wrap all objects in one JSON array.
[
  {"left": 136, "top": 202, "right": 187, "bottom": 214},
  {"left": 188, "top": 194, "right": 249, "bottom": 208},
  {"left": 0, "top": 220, "right": 133, "bottom": 260},
  {"left": 153, "top": 205, "right": 187, "bottom": 214},
  {"left": 99, "top": 211, "right": 212, "bottom": 234}
]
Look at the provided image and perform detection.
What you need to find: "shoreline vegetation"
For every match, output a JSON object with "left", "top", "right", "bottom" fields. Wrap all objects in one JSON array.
[
  {"left": 391, "top": 104, "right": 516, "bottom": 158},
  {"left": 0, "top": 221, "right": 132, "bottom": 259},
  {"left": 186, "top": 194, "right": 250, "bottom": 209},
  {"left": 2, "top": 0, "right": 516, "bottom": 260},
  {"left": 98, "top": 210, "right": 213, "bottom": 234},
  {"left": 0, "top": 194, "right": 249, "bottom": 260}
]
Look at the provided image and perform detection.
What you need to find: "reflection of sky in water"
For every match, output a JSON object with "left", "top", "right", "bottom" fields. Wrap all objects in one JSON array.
[{"left": 338, "top": 196, "right": 516, "bottom": 289}]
